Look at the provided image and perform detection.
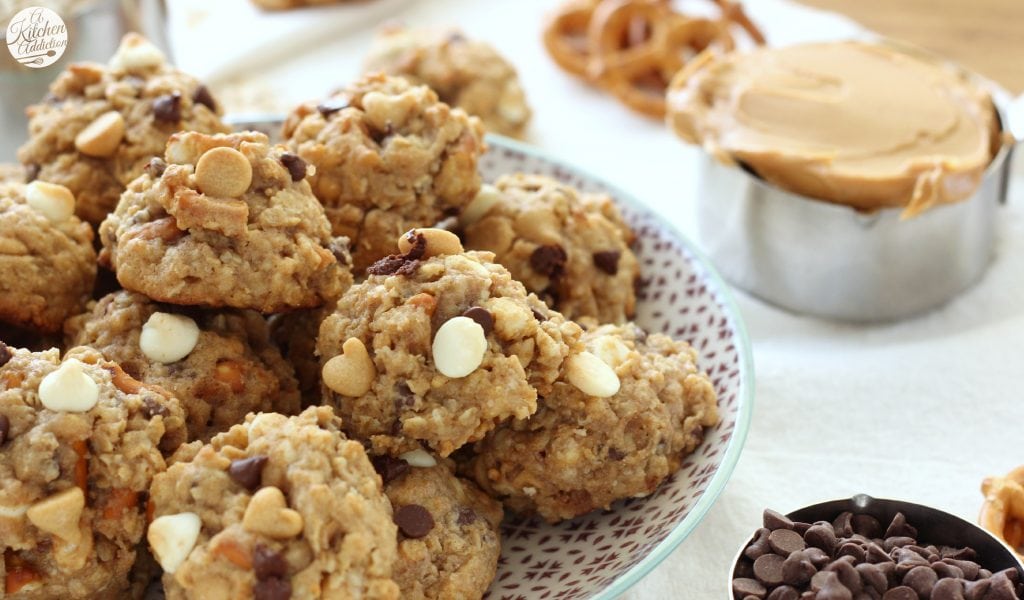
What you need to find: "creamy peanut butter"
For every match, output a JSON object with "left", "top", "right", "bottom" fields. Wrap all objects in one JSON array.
[{"left": 667, "top": 41, "right": 998, "bottom": 217}]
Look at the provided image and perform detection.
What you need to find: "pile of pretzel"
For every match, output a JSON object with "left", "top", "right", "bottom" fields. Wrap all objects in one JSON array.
[
  {"left": 980, "top": 466, "right": 1024, "bottom": 558},
  {"left": 543, "top": 0, "right": 764, "bottom": 118}
]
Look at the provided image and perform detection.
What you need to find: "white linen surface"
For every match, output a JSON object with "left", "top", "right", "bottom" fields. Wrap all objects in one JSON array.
[{"left": 167, "top": 0, "right": 1024, "bottom": 597}]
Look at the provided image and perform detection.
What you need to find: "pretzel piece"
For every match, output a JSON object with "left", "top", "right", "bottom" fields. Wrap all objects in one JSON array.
[{"left": 543, "top": 0, "right": 601, "bottom": 78}]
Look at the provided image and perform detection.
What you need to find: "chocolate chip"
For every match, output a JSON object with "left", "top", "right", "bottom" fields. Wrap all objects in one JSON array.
[
  {"left": 456, "top": 507, "right": 477, "bottom": 526},
  {"left": 931, "top": 561, "right": 963, "bottom": 579},
  {"left": 592, "top": 250, "right": 621, "bottom": 275},
  {"left": 252, "top": 544, "right": 288, "bottom": 580},
  {"left": 0, "top": 414, "right": 8, "bottom": 445},
  {"left": 902, "top": 565, "right": 937, "bottom": 597},
  {"left": 962, "top": 579, "right": 990, "bottom": 600},
  {"left": 765, "top": 509, "right": 795, "bottom": 531},
  {"left": 817, "top": 571, "right": 853, "bottom": 600},
  {"left": 461, "top": 307, "right": 493, "bottom": 336},
  {"left": 985, "top": 573, "right": 1017, "bottom": 600},
  {"left": 881, "top": 586, "right": 917, "bottom": 600},
  {"left": 884, "top": 537, "right": 916, "bottom": 552},
  {"left": 768, "top": 586, "right": 799, "bottom": 600},
  {"left": 884, "top": 513, "right": 917, "bottom": 539},
  {"left": 794, "top": 522, "right": 812, "bottom": 536},
  {"left": 370, "top": 455, "right": 409, "bottom": 484},
  {"left": 782, "top": 551, "right": 817, "bottom": 586},
  {"left": 153, "top": 92, "right": 182, "bottom": 122},
  {"left": 192, "top": 85, "right": 217, "bottom": 112},
  {"left": 366, "top": 232, "right": 427, "bottom": 276},
  {"left": 805, "top": 524, "right": 839, "bottom": 554},
  {"left": 828, "top": 559, "right": 862, "bottom": 593},
  {"left": 745, "top": 528, "right": 772, "bottom": 560},
  {"left": 770, "top": 529, "right": 806, "bottom": 555},
  {"left": 940, "top": 547, "right": 977, "bottom": 561},
  {"left": 837, "top": 542, "right": 867, "bottom": 563},
  {"left": 227, "top": 455, "right": 268, "bottom": 491},
  {"left": 280, "top": 153, "right": 307, "bottom": 182},
  {"left": 754, "top": 554, "right": 786, "bottom": 586},
  {"left": 253, "top": 576, "right": 291, "bottom": 600},
  {"left": 316, "top": 95, "right": 350, "bottom": 117},
  {"left": 852, "top": 514, "right": 883, "bottom": 539},
  {"left": 866, "top": 542, "right": 891, "bottom": 564},
  {"left": 394, "top": 504, "right": 434, "bottom": 538},
  {"left": 145, "top": 157, "right": 167, "bottom": 178},
  {"left": 733, "top": 578, "right": 767, "bottom": 599},
  {"left": 529, "top": 244, "right": 567, "bottom": 278},
  {"left": 530, "top": 307, "right": 547, "bottom": 322},
  {"left": 857, "top": 563, "right": 888, "bottom": 594},
  {"left": 607, "top": 447, "right": 625, "bottom": 461},
  {"left": 833, "top": 512, "right": 854, "bottom": 537},
  {"left": 941, "top": 559, "right": 980, "bottom": 580},
  {"left": 0, "top": 342, "right": 11, "bottom": 368},
  {"left": 735, "top": 558, "right": 755, "bottom": 579},
  {"left": 25, "top": 163, "right": 39, "bottom": 182},
  {"left": 142, "top": 396, "right": 169, "bottom": 419},
  {"left": 806, "top": 547, "right": 831, "bottom": 568},
  {"left": 931, "top": 578, "right": 965, "bottom": 600}
]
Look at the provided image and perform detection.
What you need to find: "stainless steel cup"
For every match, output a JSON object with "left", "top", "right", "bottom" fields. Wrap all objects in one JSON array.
[
  {"left": 694, "top": 105, "right": 1016, "bottom": 323},
  {"left": 728, "top": 494, "right": 1024, "bottom": 597}
]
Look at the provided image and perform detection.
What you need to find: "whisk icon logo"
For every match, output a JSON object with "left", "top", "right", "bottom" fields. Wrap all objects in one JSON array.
[{"left": 6, "top": 6, "right": 68, "bottom": 68}]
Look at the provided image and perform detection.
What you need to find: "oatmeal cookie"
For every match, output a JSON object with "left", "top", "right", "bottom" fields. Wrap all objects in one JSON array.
[
  {"left": 463, "top": 174, "right": 639, "bottom": 324},
  {"left": 65, "top": 291, "right": 302, "bottom": 442},
  {"left": 282, "top": 73, "right": 485, "bottom": 271},
  {"left": 377, "top": 454, "right": 501, "bottom": 600},
  {"left": 363, "top": 27, "right": 531, "bottom": 138},
  {"left": 317, "top": 229, "right": 582, "bottom": 457},
  {"left": 0, "top": 164, "right": 27, "bottom": 183},
  {"left": 17, "top": 34, "right": 229, "bottom": 226},
  {"left": 467, "top": 322, "right": 719, "bottom": 523},
  {"left": 98, "top": 130, "right": 352, "bottom": 312},
  {"left": 0, "top": 344, "right": 186, "bottom": 599},
  {"left": 268, "top": 307, "right": 330, "bottom": 407},
  {"left": 0, "top": 180, "right": 96, "bottom": 333},
  {"left": 148, "top": 407, "right": 400, "bottom": 599}
]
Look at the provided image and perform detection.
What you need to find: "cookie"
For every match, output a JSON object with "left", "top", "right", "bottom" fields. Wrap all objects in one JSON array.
[
  {"left": 462, "top": 174, "right": 639, "bottom": 324},
  {"left": 65, "top": 291, "right": 302, "bottom": 442},
  {"left": 282, "top": 73, "right": 485, "bottom": 271},
  {"left": 378, "top": 454, "right": 502, "bottom": 600},
  {"left": 17, "top": 34, "right": 229, "bottom": 226},
  {"left": 148, "top": 407, "right": 400, "bottom": 599},
  {"left": 316, "top": 229, "right": 582, "bottom": 457},
  {"left": 0, "top": 163, "right": 27, "bottom": 183},
  {"left": 0, "top": 344, "right": 186, "bottom": 599},
  {"left": 363, "top": 27, "right": 531, "bottom": 138},
  {"left": 0, "top": 180, "right": 96, "bottom": 333},
  {"left": 466, "top": 322, "right": 719, "bottom": 522},
  {"left": 98, "top": 130, "right": 353, "bottom": 312},
  {"left": 268, "top": 307, "right": 330, "bottom": 407}
]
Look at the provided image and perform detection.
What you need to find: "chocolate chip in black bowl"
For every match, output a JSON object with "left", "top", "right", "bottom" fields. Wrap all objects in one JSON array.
[{"left": 729, "top": 495, "right": 1024, "bottom": 600}]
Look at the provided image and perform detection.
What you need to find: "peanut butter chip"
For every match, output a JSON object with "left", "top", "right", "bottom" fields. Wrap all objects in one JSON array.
[
  {"left": 39, "top": 358, "right": 99, "bottom": 413},
  {"left": 432, "top": 316, "right": 487, "bottom": 378},
  {"left": 243, "top": 487, "right": 304, "bottom": 539},
  {"left": 24, "top": 181, "right": 75, "bottom": 223},
  {"left": 26, "top": 487, "right": 85, "bottom": 544},
  {"left": 148, "top": 512, "right": 202, "bottom": 574},
  {"left": 139, "top": 312, "right": 200, "bottom": 363},
  {"left": 566, "top": 351, "right": 621, "bottom": 398},
  {"left": 75, "top": 111, "right": 125, "bottom": 158},
  {"left": 195, "top": 147, "right": 252, "bottom": 198},
  {"left": 322, "top": 338, "right": 376, "bottom": 397}
]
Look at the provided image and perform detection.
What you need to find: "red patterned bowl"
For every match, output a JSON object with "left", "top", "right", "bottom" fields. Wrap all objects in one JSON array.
[{"left": 478, "top": 136, "right": 754, "bottom": 599}]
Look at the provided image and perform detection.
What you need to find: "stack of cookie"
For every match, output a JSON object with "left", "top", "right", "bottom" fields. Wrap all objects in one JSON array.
[{"left": 0, "top": 32, "right": 719, "bottom": 600}]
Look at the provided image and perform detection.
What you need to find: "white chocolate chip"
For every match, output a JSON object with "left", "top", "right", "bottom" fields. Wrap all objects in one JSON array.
[
  {"left": 243, "top": 487, "right": 304, "bottom": 539},
  {"left": 322, "top": 337, "right": 376, "bottom": 397},
  {"left": 432, "top": 316, "right": 487, "bottom": 378},
  {"left": 148, "top": 512, "right": 201, "bottom": 574},
  {"left": 26, "top": 487, "right": 85, "bottom": 544},
  {"left": 397, "top": 228, "right": 464, "bottom": 258},
  {"left": 362, "top": 90, "right": 412, "bottom": 131},
  {"left": 398, "top": 449, "right": 437, "bottom": 468},
  {"left": 194, "top": 147, "right": 252, "bottom": 198},
  {"left": 39, "top": 358, "right": 99, "bottom": 413},
  {"left": 460, "top": 184, "right": 502, "bottom": 227},
  {"left": 24, "top": 181, "right": 75, "bottom": 223},
  {"left": 109, "top": 34, "right": 166, "bottom": 71},
  {"left": 590, "top": 335, "right": 632, "bottom": 370},
  {"left": 566, "top": 351, "right": 621, "bottom": 398},
  {"left": 139, "top": 312, "right": 200, "bottom": 364},
  {"left": 74, "top": 111, "right": 125, "bottom": 158}
]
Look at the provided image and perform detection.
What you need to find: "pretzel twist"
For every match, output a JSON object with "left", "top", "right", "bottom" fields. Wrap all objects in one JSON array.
[{"left": 980, "top": 466, "right": 1024, "bottom": 557}]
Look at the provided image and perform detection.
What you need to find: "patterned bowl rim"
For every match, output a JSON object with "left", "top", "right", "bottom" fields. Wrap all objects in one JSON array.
[{"left": 482, "top": 133, "right": 757, "bottom": 599}]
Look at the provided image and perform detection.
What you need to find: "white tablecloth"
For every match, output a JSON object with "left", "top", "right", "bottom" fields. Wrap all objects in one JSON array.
[{"left": 166, "top": 0, "right": 1024, "bottom": 597}]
